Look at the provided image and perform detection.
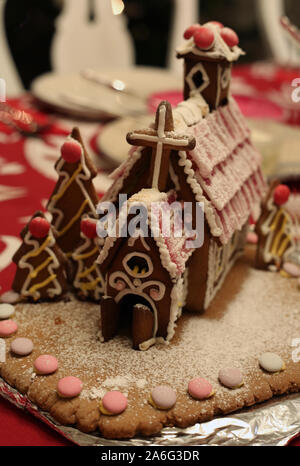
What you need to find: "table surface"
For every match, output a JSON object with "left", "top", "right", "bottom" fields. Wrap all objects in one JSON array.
[{"left": 1, "top": 63, "right": 300, "bottom": 445}]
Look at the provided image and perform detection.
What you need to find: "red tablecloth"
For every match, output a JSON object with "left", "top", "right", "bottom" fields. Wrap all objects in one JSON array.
[{"left": 0, "top": 81, "right": 300, "bottom": 445}]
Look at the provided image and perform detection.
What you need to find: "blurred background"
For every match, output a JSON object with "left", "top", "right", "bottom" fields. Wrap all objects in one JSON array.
[{"left": 4, "top": 0, "right": 300, "bottom": 89}]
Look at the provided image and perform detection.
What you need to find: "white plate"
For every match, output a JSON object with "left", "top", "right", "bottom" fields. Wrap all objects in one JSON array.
[
  {"left": 96, "top": 114, "right": 300, "bottom": 171},
  {"left": 31, "top": 67, "right": 181, "bottom": 120},
  {"left": 96, "top": 114, "right": 154, "bottom": 166}
]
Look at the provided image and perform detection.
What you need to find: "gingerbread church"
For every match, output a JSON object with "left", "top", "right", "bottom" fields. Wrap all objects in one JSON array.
[
  {"left": 11, "top": 22, "right": 270, "bottom": 352},
  {"left": 97, "top": 22, "right": 267, "bottom": 350}
]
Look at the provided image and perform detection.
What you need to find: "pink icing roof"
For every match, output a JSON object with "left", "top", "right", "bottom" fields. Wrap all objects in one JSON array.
[
  {"left": 186, "top": 98, "right": 266, "bottom": 244},
  {"left": 150, "top": 198, "right": 195, "bottom": 278}
]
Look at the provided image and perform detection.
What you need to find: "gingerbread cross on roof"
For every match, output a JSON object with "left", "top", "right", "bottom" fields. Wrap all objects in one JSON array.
[{"left": 126, "top": 101, "right": 196, "bottom": 192}]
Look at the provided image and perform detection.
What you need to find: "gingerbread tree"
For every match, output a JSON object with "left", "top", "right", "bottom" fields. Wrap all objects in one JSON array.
[
  {"left": 12, "top": 212, "right": 69, "bottom": 301},
  {"left": 72, "top": 217, "right": 104, "bottom": 301},
  {"left": 47, "top": 127, "right": 99, "bottom": 257},
  {"left": 255, "top": 182, "right": 294, "bottom": 270}
]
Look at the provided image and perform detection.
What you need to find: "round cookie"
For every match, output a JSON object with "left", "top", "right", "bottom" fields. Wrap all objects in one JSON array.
[
  {"left": 188, "top": 378, "right": 214, "bottom": 400},
  {"left": 0, "top": 304, "right": 15, "bottom": 320},
  {"left": 0, "top": 320, "right": 18, "bottom": 338},
  {"left": 57, "top": 376, "right": 83, "bottom": 398},
  {"left": 10, "top": 337, "right": 33, "bottom": 356},
  {"left": 99, "top": 391, "right": 127, "bottom": 415},
  {"left": 149, "top": 385, "right": 176, "bottom": 410},
  {"left": 218, "top": 367, "right": 244, "bottom": 389},
  {"left": 34, "top": 355, "right": 58, "bottom": 375},
  {"left": 259, "top": 352, "right": 285, "bottom": 373}
]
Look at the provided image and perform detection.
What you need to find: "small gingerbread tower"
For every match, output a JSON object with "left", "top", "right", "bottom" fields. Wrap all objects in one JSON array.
[
  {"left": 72, "top": 217, "right": 104, "bottom": 301},
  {"left": 176, "top": 22, "right": 244, "bottom": 110},
  {"left": 255, "top": 182, "right": 295, "bottom": 270},
  {"left": 12, "top": 212, "right": 69, "bottom": 302},
  {"left": 47, "top": 127, "right": 99, "bottom": 257}
]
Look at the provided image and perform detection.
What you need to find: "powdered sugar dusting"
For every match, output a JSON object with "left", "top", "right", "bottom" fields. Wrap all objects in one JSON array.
[{"left": 12, "top": 260, "right": 300, "bottom": 407}]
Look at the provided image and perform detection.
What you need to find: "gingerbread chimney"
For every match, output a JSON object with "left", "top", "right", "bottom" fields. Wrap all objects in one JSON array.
[{"left": 176, "top": 22, "right": 244, "bottom": 110}]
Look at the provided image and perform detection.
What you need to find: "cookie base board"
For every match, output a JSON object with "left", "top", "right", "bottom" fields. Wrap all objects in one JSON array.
[
  {"left": 1, "top": 247, "right": 300, "bottom": 441},
  {"left": 2, "top": 376, "right": 300, "bottom": 446}
]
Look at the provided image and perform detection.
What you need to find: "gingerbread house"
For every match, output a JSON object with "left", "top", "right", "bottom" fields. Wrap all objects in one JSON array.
[{"left": 97, "top": 22, "right": 267, "bottom": 349}]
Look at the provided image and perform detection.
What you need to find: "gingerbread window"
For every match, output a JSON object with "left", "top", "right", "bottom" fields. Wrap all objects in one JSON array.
[
  {"left": 186, "top": 63, "right": 210, "bottom": 95},
  {"left": 123, "top": 252, "right": 153, "bottom": 278}
]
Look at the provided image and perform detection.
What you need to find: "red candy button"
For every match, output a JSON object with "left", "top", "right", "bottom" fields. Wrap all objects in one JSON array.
[
  {"left": 29, "top": 217, "right": 50, "bottom": 238},
  {"left": 193, "top": 26, "right": 215, "bottom": 50},
  {"left": 81, "top": 218, "right": 98, "bottom": 238},
  {"left": 183, "top": 24, "right": 200, "bottom": 40},
  {"left": 273, "top": 184, "right": 290, "bottom": 206},
  {"left": 61, "top": 140, "right": 82, "bottom": 163},
  {"left": 220, "top": 27, "right": 239, "bottom": 47}
]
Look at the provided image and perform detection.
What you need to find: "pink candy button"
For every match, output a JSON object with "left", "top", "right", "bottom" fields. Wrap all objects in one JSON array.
[
  {"left": 151, "top": 385, "right": 176, "bottom": 410},
  {"left": 11, "top": 337, "right": 33, "bottom": 356},
  {"left": 0, "top": 319, "right": 18, "bottom": 338},
  {"left": 57, "top": 376, "right": 83, "bottom": 398},
  {"left": 101, "top": 391, "right": 127, "bottom": 415},
  {"left": 34, "top": 355, "right": 58, "bottom": 375},
  {"left": 218, "top": 367, "right": 243, "bottom": 389},
  {"left": 283, "top": 262, "right": 300, "bottom": 278},
  {"left": 188, "top": 377, "right": 214, "bottom": 400}
]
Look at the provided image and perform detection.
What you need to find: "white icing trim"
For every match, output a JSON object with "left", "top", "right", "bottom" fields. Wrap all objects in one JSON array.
[
  {"left": 177, "top": 150, "right": 223, "bottom": 238},
  {"left": 176, "top": 22, "right": 245, "bottom": 63},
  {"left": 166, "top": 277, "right": 185, "bottom": 341},
  {"left": 204, "top": 227, "right": 247, "bottom": 309},
  {"left": 122, "top": 252, "right": 153, "bottom": 279}
]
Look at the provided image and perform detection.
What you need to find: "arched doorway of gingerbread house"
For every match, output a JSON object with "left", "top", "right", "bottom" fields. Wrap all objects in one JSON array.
[
  {"left": 118, "top": 293, "right": 155, "bottom": 349},
  {"left": 100, "top": 293, "right": 156, "bottom": 350}
]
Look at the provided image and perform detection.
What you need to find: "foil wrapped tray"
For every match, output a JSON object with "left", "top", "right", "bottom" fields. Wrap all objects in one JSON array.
[{"left": 1, "top": 377, "right": 300, "bottom": 446}]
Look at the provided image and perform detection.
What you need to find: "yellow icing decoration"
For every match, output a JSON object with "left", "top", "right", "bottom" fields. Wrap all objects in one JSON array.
[
  {"left": 271, "top": 215, "right": 287, "bottom": 255},
  {"left": 132, "top": 265, "right": 139, "bottom": 276},
  {"left": 73, "top": 246, "right": 98, "bottom": 261},
  {"left": 52, "top": 164, "right": 83, "bottom": 201},
  {"left": 57, "top": 199, "right": 89, "bottom": 237},
  {"left": 23, "top": 236, "right": 52, "bottom": 262},
  {"left": 80, "top": 277, "right": 102, "bottom": 291},
  {"left": 29, "top": 274, "right": 57, "bottom": 298},
  {"left": 78, "top": 263, "right": 96, "bottom": 279},
  {"left": 280, "top": 270, "right": 290, "bottom": 278},
  {"left": 277, "top": 235, "right": 291, "bottom": 257},
  {"left": 29, "top": 256, "right": 53, "bottom": 279}
]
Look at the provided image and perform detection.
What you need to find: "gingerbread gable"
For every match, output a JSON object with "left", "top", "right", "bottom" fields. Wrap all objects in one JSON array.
[{"left": 98, "top": 188, "right": 195, "bottom": 281}]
